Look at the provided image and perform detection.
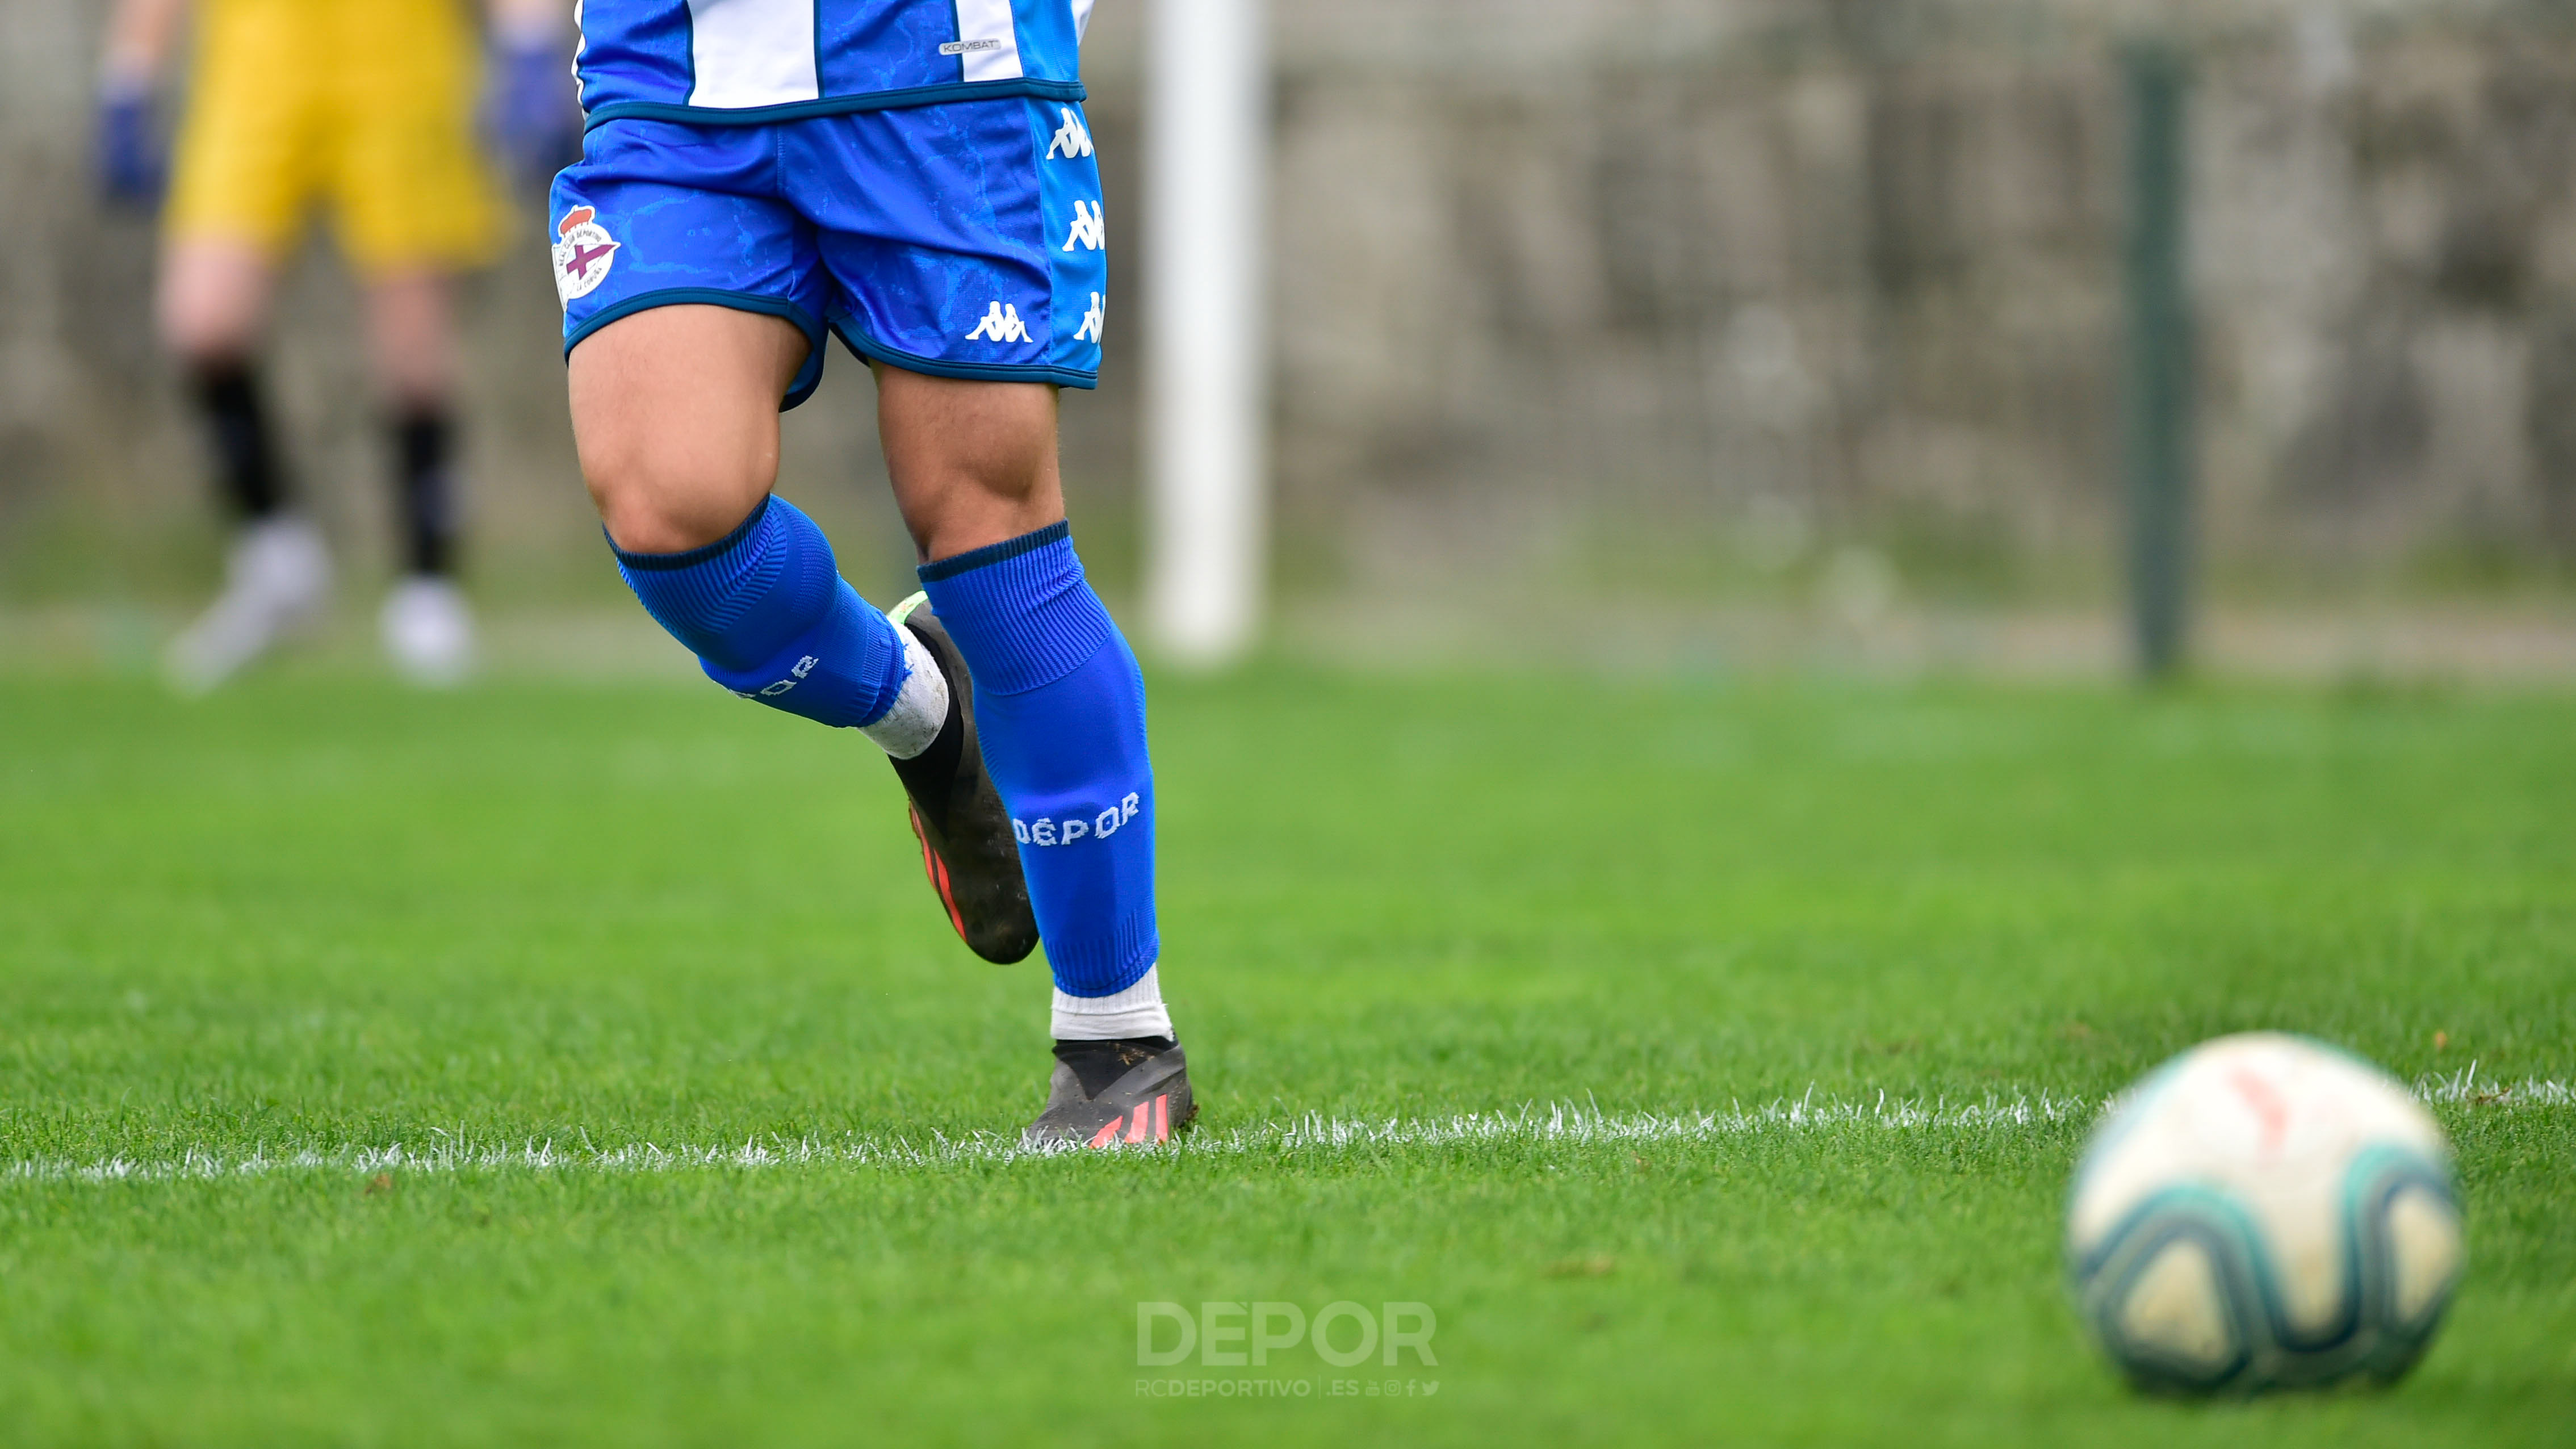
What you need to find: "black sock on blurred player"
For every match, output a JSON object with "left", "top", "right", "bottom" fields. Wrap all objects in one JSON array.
[
  {"left": 389, "top": 407, "right": 458, "bottom": 577},
  {"left": 190, "top": 361, "right": 285, "bottom": 521}
]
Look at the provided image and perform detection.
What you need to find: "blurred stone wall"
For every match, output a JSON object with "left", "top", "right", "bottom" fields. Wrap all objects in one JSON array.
[
  {"left": 5, "top": 0, "right": 2576, "bottom": 617},
  {"left": 1260, "top": 0, "right": 2576, "bottom": 604}
]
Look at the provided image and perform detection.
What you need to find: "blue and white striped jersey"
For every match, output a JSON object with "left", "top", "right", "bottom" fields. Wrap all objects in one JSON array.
[{"left": 575, "top": 0, "right": 1095, "bottom": 128}]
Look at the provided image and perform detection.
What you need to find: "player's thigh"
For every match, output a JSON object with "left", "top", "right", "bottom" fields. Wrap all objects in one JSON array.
[
  {"left": 568, "top": 304, "right": 810, "bottom": 553},
  {"left": 551, "top": 120, "right": 831, "bottom": 551}
]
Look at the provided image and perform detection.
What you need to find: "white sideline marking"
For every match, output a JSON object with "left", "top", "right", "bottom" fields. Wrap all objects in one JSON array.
[
  {"left": 6, "top": 1075, "right": 2564, "bottom": 1186},
  {"left": 2416, "top": 1063, "right": 2571, "bottom": 1107}
]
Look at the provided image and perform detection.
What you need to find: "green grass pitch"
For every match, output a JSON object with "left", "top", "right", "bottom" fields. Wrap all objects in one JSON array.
[{"left": 1, "top": 668, "right": 2570, "bottom": 1445}]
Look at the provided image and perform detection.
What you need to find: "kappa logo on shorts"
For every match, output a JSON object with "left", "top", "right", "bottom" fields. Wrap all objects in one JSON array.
[
  {"left": 1046, "top": 108, "right": 1094, "bottom": 160},
  {"left": 552, "top": 206, "right": 620, "bottom": 305},
  {"left": 1062, "top": 199, "right": 1105, "bottom": 253},
  {"left": 1075, "top": 291, "right": 1106, "bottom": 344},
  {"left": 965, "top": 301, "right": 1030, "bottom": 344}
]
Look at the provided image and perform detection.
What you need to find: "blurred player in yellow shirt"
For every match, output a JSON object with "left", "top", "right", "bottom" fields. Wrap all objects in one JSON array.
[{"left": 98, "top": 0, "right": 576, "bottom": 688}]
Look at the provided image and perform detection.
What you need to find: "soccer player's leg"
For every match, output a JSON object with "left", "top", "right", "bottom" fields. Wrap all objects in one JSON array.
[
  {"left": 555, "top": 120, "right": 1038, "bottom": 964},
  {"left": 359, "top": 270, "right": 475, "bottom": 685},
  {"left": 335, "top": 0, "right": 500, "bottom": 685},
  {"left": 801, "top": 97, "right": 1189, "bottom": 1146},
  {"left": 882, "top": 372, "right": 1188, "bottom": 1150},
  {"left": 567, "top": 305, "right": 1036, "bottom": 961},
  {"left": 158, "top": 238, "right": 330, "bottom": 693},
  {"left": 156, "top": 11, "right": 327, "bottom": 692}
]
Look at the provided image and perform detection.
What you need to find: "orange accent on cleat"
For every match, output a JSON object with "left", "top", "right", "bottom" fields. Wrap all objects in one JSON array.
[
  {"left": 910, "top": 803, "right": 970, "bottom": 943},
  {"left": 1087, "top": 1115, "right": 1125, "bottom": 1149},
  {"left": 1125, "top": 1106, "right": 1150, "bottom": 1144},
  {"left": 1153, "top": 1093, "right": 1169, "bottom": 1142}
]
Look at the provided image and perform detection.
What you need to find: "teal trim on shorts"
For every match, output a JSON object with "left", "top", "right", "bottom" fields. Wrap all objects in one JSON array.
[
  {"left": 562, "top": 288, "right": 830, "bottom": 409},
  {"left": 831, "top": 320, "right": 1099, "bottom": 391}
]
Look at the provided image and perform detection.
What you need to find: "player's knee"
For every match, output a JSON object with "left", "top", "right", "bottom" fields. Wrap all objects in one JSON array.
[
  {"left": 584, "top": 454, "right": 772, "bottom": 555},
  {"left": 588, "top": 478, "right": 729, "bottom": 555},
  {"left": 570, "top": 316, "right": 793, "bottom": 554},
  {"left": 158, "top": 295, "right": 259, "bottom": 370},
  {"left": 157, "top": 248, "right": 271, "bottom": 365},
  {"left": 362, "top": 278, "right": 458, "bottom": 409}
]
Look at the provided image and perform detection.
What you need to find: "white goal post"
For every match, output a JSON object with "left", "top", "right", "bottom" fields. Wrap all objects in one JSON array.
[{"left": 1142, "top": 0, "right": 1268, "bottom": 665}]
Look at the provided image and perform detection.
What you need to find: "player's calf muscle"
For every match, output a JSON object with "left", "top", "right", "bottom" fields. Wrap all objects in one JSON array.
[{"left": 567, "top": 305, "right": 805, "bottom": 552}]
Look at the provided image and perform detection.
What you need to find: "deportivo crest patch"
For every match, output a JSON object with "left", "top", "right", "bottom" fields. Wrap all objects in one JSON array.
[{"left": 552, "top": 206, "right": 619, "bottom": 304}]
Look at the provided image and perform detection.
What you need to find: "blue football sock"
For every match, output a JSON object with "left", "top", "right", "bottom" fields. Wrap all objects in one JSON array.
[
  {"left": 611, "top": 495, "right": 909, "bottom": 729},
  {"left": 920, "top": 522, "right": 1158, "bottom": 1002}
]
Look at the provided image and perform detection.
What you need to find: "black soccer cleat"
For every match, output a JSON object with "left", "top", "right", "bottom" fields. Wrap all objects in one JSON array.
[
  {"left": 886, "top": 594, "right": 1040, "bottom": 965},
  {"left": 1025, "top": 1037, "right": 1199, "bottom": 1149}
]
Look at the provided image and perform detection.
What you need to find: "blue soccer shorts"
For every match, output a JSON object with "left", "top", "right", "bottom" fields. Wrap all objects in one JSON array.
[{"left": 549, "top": 97, "right": 1107, "bottom": 408}]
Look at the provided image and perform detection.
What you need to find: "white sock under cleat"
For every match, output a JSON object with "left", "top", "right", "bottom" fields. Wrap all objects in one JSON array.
[
  {"left": 380, "top": 575, "right": 476, "bottom": 687},
  {"left": 165, "top": 515, "right": 332, "bottom": 694}
]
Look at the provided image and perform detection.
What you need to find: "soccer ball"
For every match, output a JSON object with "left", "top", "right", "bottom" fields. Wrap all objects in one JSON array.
[{"left": 2066, "top": 1032, "right": 2462, "bottom": 1393}]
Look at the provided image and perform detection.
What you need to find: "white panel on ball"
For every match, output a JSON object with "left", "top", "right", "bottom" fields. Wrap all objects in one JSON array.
[{"left": 2067, "top": 1032, "right": 2462, "bottom": 1393}]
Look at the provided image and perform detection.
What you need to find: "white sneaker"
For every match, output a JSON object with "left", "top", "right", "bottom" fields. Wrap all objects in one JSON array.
[
  {"left": 380, "top": 575, "right": 476, "bottom": 686},
  {"left": 165, "top": 515, "right": 332, "bottom": 693}
]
